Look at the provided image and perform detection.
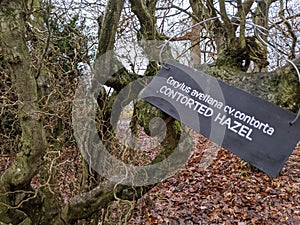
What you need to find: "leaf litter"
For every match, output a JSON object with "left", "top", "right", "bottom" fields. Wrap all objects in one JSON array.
[{"left": 128, "top": 131, "right": 300, "bottom": 225}]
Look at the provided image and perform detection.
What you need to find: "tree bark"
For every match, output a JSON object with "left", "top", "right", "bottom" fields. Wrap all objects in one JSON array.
[
  {"left": 54, "top": 181, "right": 115, "bottom": 225},
  {"left": 197, "top": 57, "right": 300, "bottom": 112},
  {"left": 252, "top": 0, "right": 269, "bottom": 72},
  {"left": 97, "top": 0, "right": 125, "bottom": 56},
  {"left": 190, "top": 19, "right": 202, "bottom": 67},
  {"left": 0, "top": 0, "right": 47, "bottom": 224},
  {"left": 129, "top": 0, "right": 160, "bottom": 40}
]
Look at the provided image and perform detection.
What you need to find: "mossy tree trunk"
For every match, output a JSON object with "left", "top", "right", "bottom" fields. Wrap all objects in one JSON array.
[
  {"left": 0, "top": 0, "right": 49, "bottom": 224},
  {"left": 197, "top": 57, "right": 300, "bottom": 112}
]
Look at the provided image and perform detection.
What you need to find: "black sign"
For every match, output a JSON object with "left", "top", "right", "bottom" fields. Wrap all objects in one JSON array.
[{"left": 140, "top": 60, "right": 300, "bottom": 177}]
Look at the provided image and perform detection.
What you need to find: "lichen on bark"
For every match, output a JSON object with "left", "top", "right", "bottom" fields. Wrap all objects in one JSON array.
[{"left": 0, "top": 0, "right": 47, "bottom": 223}]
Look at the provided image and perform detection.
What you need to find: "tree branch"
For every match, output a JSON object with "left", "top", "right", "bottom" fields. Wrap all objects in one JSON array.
[
  {"left": 129, "top": 0, "right": 161, "bottom": 40},
  {"left": 94, "top": 0, "right": 135, "bottom": 91},
  {"left": 219, "top": 0, "right": 235, "bottom": 41},
  {"left": 279, "top": 3, "right": 297, "bottom": 59},
  {"left": 237, "top": 0, "right": 246, "bottom": 49},
  {"left": 54, "top": 181, "right": 115, "bottom": 224},
  {"left": 97, "top": 0, "right": 125, "bottom": 56}
]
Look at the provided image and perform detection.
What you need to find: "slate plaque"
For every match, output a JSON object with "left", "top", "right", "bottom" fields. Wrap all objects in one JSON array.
[{"left": 140, "top": 60, "right": 300, "bottom": 177}]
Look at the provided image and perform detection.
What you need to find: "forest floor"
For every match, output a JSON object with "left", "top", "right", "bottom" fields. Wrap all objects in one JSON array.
[
  {"left": 1, "top": 120, "right": 299, "bottom": 225},
  {"left": 127, "top": 133, "right": 300, "bottom": 225}
]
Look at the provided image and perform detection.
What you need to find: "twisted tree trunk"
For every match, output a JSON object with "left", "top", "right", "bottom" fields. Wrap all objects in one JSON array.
[{"left": 0, "top": 1, "right": 47, "bottom": 224}]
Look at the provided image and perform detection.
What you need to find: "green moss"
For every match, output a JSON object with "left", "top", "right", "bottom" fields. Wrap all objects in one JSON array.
[
  {"left": 215, "top": 51, "right": 242, "bottom": 71},
  {"left": 0, "top": 214, "right": 11, "bottom": 224},
  {"left": 278, "top": 69, "right": 300, "bottom": 112},
  {"left": 18, "top": 218, "right": 32, "bottom": 225}
]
